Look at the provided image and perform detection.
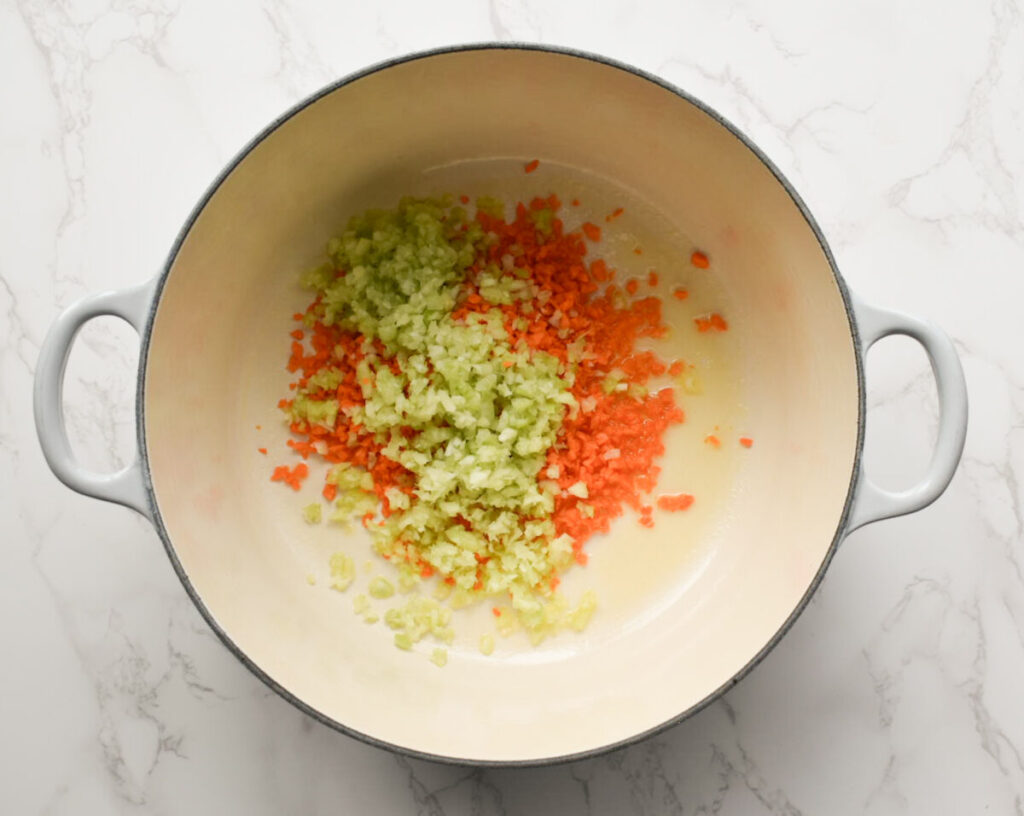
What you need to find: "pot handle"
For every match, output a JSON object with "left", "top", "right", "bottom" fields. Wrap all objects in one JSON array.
[
  {"left": 33, "top": 279, "right": 158, "bottom": 521},
  {"left": 846, "top": 295, "right": 968, "bottom": 532}
]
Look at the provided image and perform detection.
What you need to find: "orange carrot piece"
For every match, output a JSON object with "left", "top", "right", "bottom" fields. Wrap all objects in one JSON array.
[
  {"left": 290, "top": 329, "right": 304, "bottom": 340},
  {"left": 657, "top": 493, "right": 694, "bottom": 512},
  {"left": 705, "top": 435, "right": 721, "bottom": 448},
  {"left": 672, "top": 288, "right": 689, "bottom": 300},
  {"left": 668, "top": 361, "right": 684, "bottom": 377},
  {"left": 739, "top": 437, "right": 754, "bottom": 448},
  {"left": 625, "top": 279, "right": 639, "bottom": 295},
  {"left": 695, "top": 313, "right": 728, "bottom": 332},
  {"left": 524, "top": 159, "right": 540, "bottom": 173},
  {"left": 270, "top": 462, "right": 309, "bottom": 491},
  {"left": 571, "top": 198, "right": 580, "bottom": 206},
  {"left": 459, "top": 194, "right": 470, "bottom": 204},
  {"left": 648, "top": 270, "right": 659, "bottom": 287},
  {"left": 605, "top": 207, "right": 624, "bottom": 222},
  {"left": 691, "top": 250, "right": 710, "bottom": 268},
  {"left": 581, "top": 222, "right": 601, "bottom": 241},
  {"left": 258, "top": 447, "right": 267, "bottom": 455}
]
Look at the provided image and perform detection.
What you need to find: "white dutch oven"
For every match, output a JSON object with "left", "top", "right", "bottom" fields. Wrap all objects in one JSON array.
[{"left": 34, "top": 45, "right": 967, "bottom": 765}]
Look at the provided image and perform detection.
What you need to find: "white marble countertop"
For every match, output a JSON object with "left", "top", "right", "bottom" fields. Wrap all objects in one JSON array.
[{"left": 3, "top": 0, "right": 1021, "bottom": 813}]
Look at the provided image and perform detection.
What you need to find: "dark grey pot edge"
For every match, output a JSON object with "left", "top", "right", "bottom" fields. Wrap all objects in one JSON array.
[{"left": 134, "top": 41, "right": 865, "bottom": 768}]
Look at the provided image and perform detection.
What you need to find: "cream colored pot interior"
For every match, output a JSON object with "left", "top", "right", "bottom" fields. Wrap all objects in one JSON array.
[{"left": 144, "top": 49, "right": 859, "bottom": 762}]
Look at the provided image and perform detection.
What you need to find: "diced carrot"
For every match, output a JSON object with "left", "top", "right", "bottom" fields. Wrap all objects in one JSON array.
[
  {"left": 739, "top": 437, "right": 754, "bottom": 448},
  {"left": 524, "top": 159, "right": 540, "bottom": 173},
  {"left": 705, "top": 435, "right": 720, "bottom": 448},
  {"left": 258, "top": 447, "right": 267, "bottom": 455},
  {"left": 581, "top": 222, "right": 601, "bottom": 241},
  {"left": 605, "top": 207, "right": 624, "bottom": 222},
  {"left": 691, "top": 250, "right": 710, "bottom": 268},
  {"left": 648, "top": 270, "right": 658, "bottom": 287},
  {"left": 625, "top": 279, "right": 639, "bottom": 295},
  {"left": 459, "top": 194, "right": 470, "bottom": 204},
  {"left": 657, "top": 493, "right": 694, "bottom": 512},
  {"left": 672, "top": 288, "right": 688, "bottom": 300},
  {"left": 668, "top": 361, "right": 684, "bottom": 376},
  {"left": 695, "top": 313, "right": 728, "bottom": 332},
  {"left": 270, "top": 462, "right": 309, "bottom": 491}
]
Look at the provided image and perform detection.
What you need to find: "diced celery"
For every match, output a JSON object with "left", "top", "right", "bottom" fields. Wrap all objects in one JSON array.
[
  {"left": 368, "top": 577, "right": 395, "bottom": 599},
  {"left": 328, "top": 553, "right": 355, "bottom": 592}
]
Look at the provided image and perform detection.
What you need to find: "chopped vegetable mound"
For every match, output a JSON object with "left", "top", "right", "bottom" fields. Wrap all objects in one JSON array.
[{"left": 276, "top": 193, "right": 701, "bottom": 648}]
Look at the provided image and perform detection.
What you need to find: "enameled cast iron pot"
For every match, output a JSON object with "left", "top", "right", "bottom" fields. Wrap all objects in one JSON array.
[{"left": 34, "top": 45, "right": 968, "bottom": 765}]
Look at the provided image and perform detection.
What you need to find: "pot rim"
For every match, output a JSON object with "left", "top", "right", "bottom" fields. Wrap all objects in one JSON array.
[{"left": 136, "top": 42, "right": 865, "bottom": 767}]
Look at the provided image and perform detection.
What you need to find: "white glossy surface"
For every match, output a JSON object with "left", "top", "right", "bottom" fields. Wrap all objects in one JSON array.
[{"left": 2, "top": 0, "right": 1018, "bottom": 811}]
